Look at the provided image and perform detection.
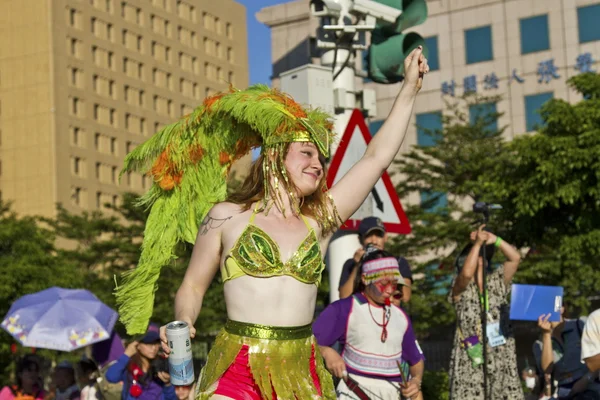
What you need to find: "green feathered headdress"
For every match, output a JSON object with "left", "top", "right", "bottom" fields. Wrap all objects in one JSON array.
[{"left": 115, "top": 84, "right": 337, "bottom": 334}]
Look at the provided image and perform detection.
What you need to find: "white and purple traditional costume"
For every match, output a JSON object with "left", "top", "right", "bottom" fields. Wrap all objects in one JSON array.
[{"left": 313, "top": 257, "right": 425, "bottom": 399}]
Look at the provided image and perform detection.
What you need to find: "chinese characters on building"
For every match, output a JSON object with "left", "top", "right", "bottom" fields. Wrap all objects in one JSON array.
[{"left": 441, "top": 53, "right": 596, "bottom": 96}]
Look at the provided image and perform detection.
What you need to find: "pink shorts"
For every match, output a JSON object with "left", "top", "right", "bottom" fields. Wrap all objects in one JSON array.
[{"left": 213, "top": 344, "right": 323, "bottom": 400}]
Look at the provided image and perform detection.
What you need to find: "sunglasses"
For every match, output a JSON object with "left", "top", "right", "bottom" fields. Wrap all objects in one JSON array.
[{"left": 392, "top": 291, "right": 403, "bottom": 300}]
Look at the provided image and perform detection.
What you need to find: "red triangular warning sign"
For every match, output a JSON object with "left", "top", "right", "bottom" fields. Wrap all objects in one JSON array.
[{"left": 326, "top": 109, "right": 411, "bottom": 234}]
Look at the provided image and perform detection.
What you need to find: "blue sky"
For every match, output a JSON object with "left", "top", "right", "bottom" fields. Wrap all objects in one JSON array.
[{"left": 237, "top": 0, "right": 294, "bottom": 85}]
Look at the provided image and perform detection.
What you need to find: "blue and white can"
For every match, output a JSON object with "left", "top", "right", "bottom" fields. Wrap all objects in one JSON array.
[{"left": 166, "top": 321, "right": 194, "bottom": 385}]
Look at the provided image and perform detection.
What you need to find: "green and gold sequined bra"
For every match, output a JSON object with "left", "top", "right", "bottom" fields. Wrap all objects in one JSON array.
[{"left": 222, "top": 208, "right": 325, "bottom": 286}]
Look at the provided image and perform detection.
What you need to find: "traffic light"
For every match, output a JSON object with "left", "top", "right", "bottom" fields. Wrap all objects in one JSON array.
[{"left": 367, "top": 0, "right": 429, "bottom": 84}]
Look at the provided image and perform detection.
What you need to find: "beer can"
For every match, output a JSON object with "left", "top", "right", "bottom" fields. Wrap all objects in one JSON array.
[{"left": 165, "top": 321, "right": 194, "bottom": 385}]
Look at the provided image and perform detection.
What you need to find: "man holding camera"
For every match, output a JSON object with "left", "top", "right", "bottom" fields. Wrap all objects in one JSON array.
[{"left": 338, "top": 217, "right": 413, "bottom": 302}]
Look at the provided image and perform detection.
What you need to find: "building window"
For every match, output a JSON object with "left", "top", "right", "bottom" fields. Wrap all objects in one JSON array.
[
  {"left": 465, "top": 25, "right": 493, "bottom": 64},
  {"left": 416, "top": 111, "right": 443, "bottom": 146},
  {"left": 110, "top": 137, "right": 117, "bottom": 155},
  {"left": 71, "top": 187, "right": 82, "bottom": 206},
  {"left": 524, "top": 92, "right": 553, "bottom": 132},
  {"left": 578, "top": 4, "right": 600, "bottom": 43},
  {"left": 71, "top": 127, "right": 82, "bottom": 146},
  {"left": 520, "top": 15, "right": 550, "bottom": 54},
  {"left": 68, "top": 37, "right": 82, "bottom": 58},
  {"left": 71, "top": 97, "right": 82, "bottom": 116},
  {"left": 67, "top": 8, "right": 81, "bottom": 29},
  {"left": 72, "top": 157, "right": 82, "bottom": 176},
  {"left": 469, "top": 102, "right": 497, "bottom": 132},
  {"left": 420, "top": 190, "right": 448, "bottom": 214},
  {"left": 226, "top": 22, "right": 232, "bottom": 39},
  {"left": 423, "top": 36, "right": 439, "bottom": 71}
]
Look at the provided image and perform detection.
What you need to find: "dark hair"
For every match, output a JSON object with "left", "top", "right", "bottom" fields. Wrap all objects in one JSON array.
[
  {"left": 78, "top": 359, "right": 98, "bottom": 376},
  {"left": 352, "top": 245, "right": 395, "bottom": 294},
  {"left": 455, "top": 242, "right": 496, "bottom": 274},
  {"left": 15, "top": 355, "right": 40, "bottom": 389}
]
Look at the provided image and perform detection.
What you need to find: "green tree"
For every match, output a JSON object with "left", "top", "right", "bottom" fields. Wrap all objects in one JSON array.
[
  {"left": 0, "top": 201, "right": 84, "bottom": 385},
  {"left": 387, "top": 93, "right": 507, "bottom": 338},
  {"left": 486, "top": 73, "right": 600, "bottom": 313},
  {"left": 47, "top": 193, "right": 227, "bottom": 336},
  {"left": 387, "top": 73, "right": 600, "bottom": 341}
]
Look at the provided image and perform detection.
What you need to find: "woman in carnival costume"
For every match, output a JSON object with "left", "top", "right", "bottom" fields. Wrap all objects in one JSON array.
[{"left": 114, "top": 47, "right": 428, "bottom": 399}]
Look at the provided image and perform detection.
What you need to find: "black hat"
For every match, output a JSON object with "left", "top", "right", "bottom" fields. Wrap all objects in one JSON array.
[{"left": 359, "top": 217, "right": 385, "bottom": 237}]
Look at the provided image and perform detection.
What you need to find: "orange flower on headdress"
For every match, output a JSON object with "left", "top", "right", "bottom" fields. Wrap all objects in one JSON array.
[
  {"left": 202, "top": 92, "right": 226, "bottom": 115},
  {"left": 269, "top": 90, "right": 308, "bottom": 119},
  {"left": 219, "top": 151, "right": 231, "bottom": 165},
  {"left": 151, "top": 148, "right": 183, "bottom": 190},
  {"left": 188, "top": 145, "right": 204, "bottom": 164}
]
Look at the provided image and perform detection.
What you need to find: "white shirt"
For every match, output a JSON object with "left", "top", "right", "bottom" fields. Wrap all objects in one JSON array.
[{"left": 581, "top": 308, "right": 600, "bottom": 361}]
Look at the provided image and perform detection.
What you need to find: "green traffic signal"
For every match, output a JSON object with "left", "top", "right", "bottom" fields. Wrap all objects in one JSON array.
[
  {"left": 369, "top": 31, "right": 428, "bottom": 84},
  {"left": 366, "top": 0, "right": 429, "bottom": 84}
]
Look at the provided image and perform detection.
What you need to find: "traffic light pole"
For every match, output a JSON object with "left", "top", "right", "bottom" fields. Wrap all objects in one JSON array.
[{"left": 316, "top": 0, "right": 365, "bottom": 304}]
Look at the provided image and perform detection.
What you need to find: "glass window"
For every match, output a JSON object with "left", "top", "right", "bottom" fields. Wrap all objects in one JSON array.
[
  {"left": 469, "top": 102, "right": 497, "bottom": 132},
  {"left": 416, "top": 111, "right": 442, "bottom": 146},
  {"left": 420, "top": 190, "right": 448, "bottom": 213},
  {"left": 520, "top": 15, "right": 550, "bottom": 54},
  {"left": 578, "top": 4, "right": 600, "bottom": 43},
  {"left": 369, "top": 119, "right": 384, "bottom": 136},
  {"left": 424, "top": 36, "right": 439, "bottom": 71},
  {"left": 524, "top": 92, "right": 553, "bottom": 132},
  {"left": 465, "top": 26, "right": 493, "bottom": 64}
]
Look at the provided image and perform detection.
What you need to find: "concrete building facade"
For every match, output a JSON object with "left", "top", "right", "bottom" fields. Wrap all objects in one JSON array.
[
  {"left": 258, "top": 0, "right": 600, "bottom": 204},
  {"left": 0, "top": 0, "right": 248, "bottom": 217}
]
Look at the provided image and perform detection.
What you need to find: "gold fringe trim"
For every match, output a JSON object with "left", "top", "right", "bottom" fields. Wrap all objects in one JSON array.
[{"left": 196, "top": 322, "right": 336, "bottom": 400}]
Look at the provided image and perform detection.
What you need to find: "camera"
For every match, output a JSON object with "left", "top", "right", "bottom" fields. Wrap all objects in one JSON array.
[
  {"left": 152, "top": 356, "right": 169, "bottom": 374},
  {"left": 350, "top": 0, "right": 402, "bottom": 24},
  {"left": 310, "top": 0, "right": 342, "bottom": 18}
]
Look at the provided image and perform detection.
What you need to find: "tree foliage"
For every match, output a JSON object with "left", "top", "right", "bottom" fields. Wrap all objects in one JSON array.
[
  {"left": 486, "top": 73, "right": 600, "bottom": 313},
  {"left": 388, "top": 73, "right": 600, "bottom": 340},
  {"left": 0, "top": 201, "right": 85, "bottom": 384}
]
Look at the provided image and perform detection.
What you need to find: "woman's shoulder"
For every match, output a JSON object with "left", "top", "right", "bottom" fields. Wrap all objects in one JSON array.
[
  {"left": 210, "top": 201, "right": 245, "bottom": 215},
  {"left": 207, "top": 202, "right": 248, "bottom": 223}
]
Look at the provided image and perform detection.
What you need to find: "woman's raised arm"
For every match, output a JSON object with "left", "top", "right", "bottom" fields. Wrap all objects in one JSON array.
[{"left": 328, "top": 47, "right": 428, "bottom": 223}]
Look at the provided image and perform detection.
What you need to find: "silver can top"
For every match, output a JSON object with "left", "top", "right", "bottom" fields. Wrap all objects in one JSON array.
[{"left": 166, "top": 321, "right": 189, "bottom": 330}]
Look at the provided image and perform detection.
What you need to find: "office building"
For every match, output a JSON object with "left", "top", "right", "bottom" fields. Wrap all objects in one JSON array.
[{"left": 0, "top": 0, "right": 248, "bottom": 216}]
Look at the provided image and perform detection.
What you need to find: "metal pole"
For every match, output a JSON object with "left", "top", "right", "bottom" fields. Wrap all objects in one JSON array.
[
  {"left": 318, "top": 0, "right": 364, "bottom": 304},
  {"left": 481, "top": 215, "right": 489, "bottom": 400}
]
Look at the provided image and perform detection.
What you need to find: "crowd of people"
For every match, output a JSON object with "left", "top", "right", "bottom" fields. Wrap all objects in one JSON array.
[{"left": 0, "top": 332, "right": 196, "bottom": 400}]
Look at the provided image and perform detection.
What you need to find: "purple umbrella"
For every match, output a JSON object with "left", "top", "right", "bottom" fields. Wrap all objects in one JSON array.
[{"left": 1, "top": 287, "right": 118, "bottom": 351}]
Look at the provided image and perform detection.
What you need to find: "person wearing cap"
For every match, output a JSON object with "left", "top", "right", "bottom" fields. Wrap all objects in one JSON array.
[
  {"left": 338, "top": 216, "right": 413, "bottom": 301},
  {"left": 313, "top": 247, "right": 425, "bottom": 400},
  {"left": 105, "top": 331, "right": 176, "bottom": 400},
  {"left": 52, "top": 362, "right": 80, "bottom": 400}
]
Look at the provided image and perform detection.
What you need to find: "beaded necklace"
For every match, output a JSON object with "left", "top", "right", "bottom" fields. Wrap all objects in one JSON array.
[{"left": 366, "top": 296, "right": 392, "bottom": 343}]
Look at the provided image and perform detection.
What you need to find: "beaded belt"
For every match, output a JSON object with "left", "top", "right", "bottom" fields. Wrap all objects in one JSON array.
[{"left": 224, "top": 319, "right": 313, "bottom": 340}]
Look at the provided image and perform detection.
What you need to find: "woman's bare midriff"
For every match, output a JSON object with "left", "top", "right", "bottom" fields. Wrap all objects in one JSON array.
[{"left": 224, "top": 276, "right": 318, "bottom": 326}]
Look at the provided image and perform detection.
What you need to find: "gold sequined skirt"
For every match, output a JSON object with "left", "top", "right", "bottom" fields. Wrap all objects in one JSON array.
[{"left": 195, "top": 320, "right": 336, "bottom": 400}]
